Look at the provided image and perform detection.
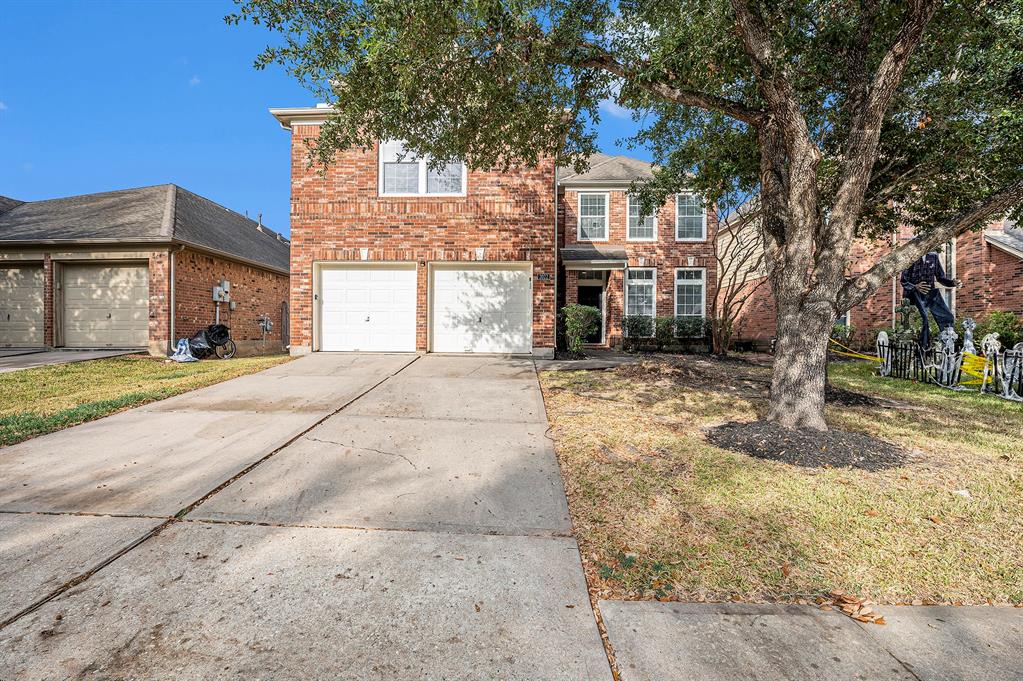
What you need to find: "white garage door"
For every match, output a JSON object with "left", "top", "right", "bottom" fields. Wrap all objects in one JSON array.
[
  {"left": 0, "top": 266, "right": 45, "bottom": 347},
  {"left": 319, "top": 265, "right": 417, "bottom": 352},
  {"left": 63, "top": 264, "right": 149, "bottom": 348},
  {"left": 430, "top": 264, "right": 533, "bottom": 354}
]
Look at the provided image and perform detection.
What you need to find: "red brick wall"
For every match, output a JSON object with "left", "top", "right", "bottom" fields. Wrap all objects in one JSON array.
[
  {"left": 148, "top": 251, "right": 171, "bottom": 354},
  {"left": 732, "top": 223, "right": 1023, "bottom": 346},
  {"left": 288, "top": 126, "right": 556, "bottom": 352},
  {"left": 173, "top": 247, "right": 290, "bottom": 355},
  {"left": 558, "top": 188, "right": 718, "bottom": 346}
]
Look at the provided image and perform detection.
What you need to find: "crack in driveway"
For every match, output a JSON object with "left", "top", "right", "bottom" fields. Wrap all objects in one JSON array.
[{"left": 303, "top": 436, "right": 420, "bottom": 470}]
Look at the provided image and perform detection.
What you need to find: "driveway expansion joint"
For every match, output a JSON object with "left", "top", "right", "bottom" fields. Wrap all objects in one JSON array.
[{"left": 0, "top": 354, "right": 420, "bottom": 631}]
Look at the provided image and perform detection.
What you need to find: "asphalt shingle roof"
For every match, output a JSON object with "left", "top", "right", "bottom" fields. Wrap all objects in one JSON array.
[
  {"left": 558, "top": 153, "right": 654, "bottom": 184},
  {"left": 0, "top": 196, "right": 25, "bottom": 215},
  {"left": 0, "top": 185, "right": 289, "bottom": 273},
  {"left": 561, "top": 245, "right": 628, "bottom": 261},
  {"left": 986, "top": 221, "right": 1023, "bottom": 259}
]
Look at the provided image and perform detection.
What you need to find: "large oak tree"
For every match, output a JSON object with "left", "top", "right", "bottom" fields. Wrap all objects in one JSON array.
[{"left": 233, "top": 0, "right": 1023, "bottom": 430}]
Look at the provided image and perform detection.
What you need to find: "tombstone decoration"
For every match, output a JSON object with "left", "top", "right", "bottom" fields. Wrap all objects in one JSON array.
[
  {"left": 962, "top": 318, "right": 977, "bottom": 355},
  {"left": 979, "top": 333, "right": 1023, "bottom": 402},
  {"left": 876, "top": 331, "right": 893, "bottom": 377},
  {"left": 922, "top": 326, "right": 967, "bottom": 390}
]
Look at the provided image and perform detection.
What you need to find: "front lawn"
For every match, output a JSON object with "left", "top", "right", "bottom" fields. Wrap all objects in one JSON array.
[
  {"left": 0, "top": 354, "right": 291, "bottom": 446},
  {"left": 539, "top": 357, "right": 1023, "bottom": 605}
]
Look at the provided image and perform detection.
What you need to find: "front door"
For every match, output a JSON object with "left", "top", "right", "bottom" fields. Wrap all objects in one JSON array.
[{"left": 576, "top": 285, "right": 604, "bottom": 344}]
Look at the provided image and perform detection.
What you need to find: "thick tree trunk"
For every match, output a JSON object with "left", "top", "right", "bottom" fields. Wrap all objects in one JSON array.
[{"left": 768, "top": 303, "right": 833, "bottom": 431}]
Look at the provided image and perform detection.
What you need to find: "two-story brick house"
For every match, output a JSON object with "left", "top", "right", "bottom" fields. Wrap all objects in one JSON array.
[
  {"left": 557, "top": 153, "right": 717, "bottom": 348},
  {"left": 272, "top": 107, "right": 716, "bottom": 355}
]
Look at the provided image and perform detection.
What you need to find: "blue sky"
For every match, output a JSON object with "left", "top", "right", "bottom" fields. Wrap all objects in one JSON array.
[{"left": 0, "top": 0, "right": 644, "bottom": 236}]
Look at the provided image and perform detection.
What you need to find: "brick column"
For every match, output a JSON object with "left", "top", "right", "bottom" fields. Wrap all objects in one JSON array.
[{"left": 43, "top": 254, "right": 54, "bottom": 347}]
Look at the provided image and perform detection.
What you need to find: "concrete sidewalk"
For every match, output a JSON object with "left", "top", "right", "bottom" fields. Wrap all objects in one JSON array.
[{"left": 599, "top": 601, "right": 1023, "bottom": 681}]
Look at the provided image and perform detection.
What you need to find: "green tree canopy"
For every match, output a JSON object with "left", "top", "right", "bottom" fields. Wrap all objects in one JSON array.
[{"left": 232, "top": 0, "right": 1023, "bottom": 430}]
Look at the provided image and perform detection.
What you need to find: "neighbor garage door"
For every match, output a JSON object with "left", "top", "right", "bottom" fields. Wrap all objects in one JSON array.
[
  {"left": 430, "top": 264, "right": 532, "bottom": 353},
  {"left": 63, "top": 264, "right": 149, "bottom": 348},
  {"left": 0, "top": 265, "right": 45, "bottom": 347},
  {"left": 319, "top": 265, "right": 417, "bottom": 352}
]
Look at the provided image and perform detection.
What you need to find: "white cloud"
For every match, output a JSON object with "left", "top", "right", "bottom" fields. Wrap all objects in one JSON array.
[
  {"left": 0, "top": 101, "right": 8, "bottom": 111},
  {"left": 189, "top": 75, "right": 201, "bottom": 87},
  {"left": 599, "top": 97, "right": 632, "bottom": 119}
]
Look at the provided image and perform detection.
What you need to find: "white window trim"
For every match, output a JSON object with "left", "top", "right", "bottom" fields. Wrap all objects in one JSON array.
[
  {"left": 675, "top": 192, "right": 708, "bottom": 242},
  {"left": 673, "top": 267, "right": 707, "bottom": 322},
  {"left": 626, "top": 194, "right": 658, "bottom": 242},
  {"left": 378, "top": 143, "right": 467, "bottom": 197},
  {"left": 577, "top": 192, "right": 610, "bottom": 242},
  {"left": 625, "top": 267, "right": 657, "bottom": 335}
]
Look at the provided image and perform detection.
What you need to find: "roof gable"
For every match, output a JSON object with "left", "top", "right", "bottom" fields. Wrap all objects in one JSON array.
[{"left": 558, "top": 153, "right": 654, "bottom": 185}]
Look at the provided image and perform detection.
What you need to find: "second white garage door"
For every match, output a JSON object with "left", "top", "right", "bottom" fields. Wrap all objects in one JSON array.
[
  {"left": 430, "top": 264, "right": 533, "bottom": 354},
  {"left": 319, "top": 265, "right": 417, "bottom": 352},
  {"left": 63, "top": 264, "right": 150, "bottom": 348}
]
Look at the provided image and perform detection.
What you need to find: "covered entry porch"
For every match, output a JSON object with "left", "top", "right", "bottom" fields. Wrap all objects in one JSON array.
[{"left": 561, "top": 246, "right": 628, "bottom": 348}]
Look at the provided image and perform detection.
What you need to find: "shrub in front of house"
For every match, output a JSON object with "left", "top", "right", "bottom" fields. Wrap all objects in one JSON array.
[
  {"left": 623, "top": 314, "right": 655, "bottom": 341},
  {"left": 623, "top": 315, "right": 709, "bottom": 352},
  {"left": 976, "top": 311, "right": 1022, "bottom": 349},
  {"left": 562, "top": 304, "right": 601, "bottom": 354}
]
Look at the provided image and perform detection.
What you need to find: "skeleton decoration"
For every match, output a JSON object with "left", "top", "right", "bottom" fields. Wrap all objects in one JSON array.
[
  {"left": 962, "top": 318, "right": 977, "bottom": 355},
  {"left": 876, "top": 330, "right": 893, "bottom": 377},
  {"left": 980, "top": 334, "right": 1023, "bottom": 402}
]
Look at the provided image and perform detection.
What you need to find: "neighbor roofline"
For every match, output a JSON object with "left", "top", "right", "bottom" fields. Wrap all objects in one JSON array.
[
  {"left": 985, "top": 234, "right": 1023, "bottom": 260},
  {"left": 0, "top": 237, "right": 290, "bottom": 276},
  {"left": 557, "top": 179, "right": 639, "bottom": 189},
  {"left": 269, "top": 106, "right": 333, "bottom": 130}
]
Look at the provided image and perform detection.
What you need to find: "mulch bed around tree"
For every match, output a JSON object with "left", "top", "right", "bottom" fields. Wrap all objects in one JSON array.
[
  {"left": 825, "top": 384, "right": 882, "bottom": 407},
  {"left": 705, "top": 420, "right": 907, "bottom": 471}
]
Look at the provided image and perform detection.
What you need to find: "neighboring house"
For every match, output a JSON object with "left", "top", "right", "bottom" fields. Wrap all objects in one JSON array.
[
  {"left": 558, "top": 154, "right": 717, "bottom": 348},
  {"left": 271, "top": 106, "right": 716, "bottom": 355},
  {"left": 0, "top": 185, "right": 291, "bottom": 355},
  {"left": 728, "top": 215, "right": 1023, "bottom": 345}
]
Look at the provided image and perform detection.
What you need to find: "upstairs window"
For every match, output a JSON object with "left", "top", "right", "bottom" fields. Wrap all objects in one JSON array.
[
  {"left": 578, "top": 193, "right": 609, "bottom": 241},
  {"left": 627, "top": 195, "right": 657, "bottom": 241},
  {"left": 676, "top": 192, "right": 707, "bottom": 241},
  {"left": 379, "top": 141, "right": 466, "bottom": 196}
]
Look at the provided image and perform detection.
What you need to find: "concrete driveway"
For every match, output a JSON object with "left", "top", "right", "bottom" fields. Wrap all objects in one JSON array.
[
  {"left": 0, "top": 349, "right": 136, "bottom": 373},
  {"left": 0, "top": 353, "right": 610, "bottom": 680}
]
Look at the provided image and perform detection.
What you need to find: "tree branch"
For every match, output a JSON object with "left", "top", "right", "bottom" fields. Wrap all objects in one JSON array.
[
  {"left": 574, "top": 51, "right": 764, "bottom": 126},
  {"left": 825, "top": 0, "right": 942, "bottom": 271},
  {"left": 837, "top": 179, "right": 1023, "bottom": 310}
]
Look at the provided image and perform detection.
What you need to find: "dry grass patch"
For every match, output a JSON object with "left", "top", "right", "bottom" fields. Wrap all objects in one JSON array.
[{"left": 540, "top": 357, "right": 1023, "bottom": 605}]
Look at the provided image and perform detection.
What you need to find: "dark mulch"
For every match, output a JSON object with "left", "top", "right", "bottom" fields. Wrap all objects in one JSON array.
[
  {"left": 825, "top": 384, "right": 881, "bottom": 407},
  {"left": 705, "top": 420, "right": 907, "bottom": 471}
]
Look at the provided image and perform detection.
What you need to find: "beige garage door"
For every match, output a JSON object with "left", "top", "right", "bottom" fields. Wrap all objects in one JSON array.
[
  {"left": 63, "top": 264, "right": 149, "bottom": 348},
  {"left": 0, "top": 266, "right": 45, "bottom": 347}
]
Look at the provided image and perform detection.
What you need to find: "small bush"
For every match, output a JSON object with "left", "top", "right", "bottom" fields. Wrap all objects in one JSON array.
[
  {"left": 675, "top": 316, "right": 707, "bottom": 339},
  {"left": 654, "top": 317, "right": 678, "bottom": 348},
  {"left": 623, "top": 314, "right": 655, "bottom": 339},
  {"left": 562, "top": 304, "right": 601, "bottom": 354},
  {"left": 976, "top": 311, "right": 1022, "bottom": 349}
]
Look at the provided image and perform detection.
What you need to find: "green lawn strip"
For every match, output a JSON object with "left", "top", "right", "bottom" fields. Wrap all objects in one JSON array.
[{"left": 0, "top": 354, "right": 291, "bottom": 446}]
